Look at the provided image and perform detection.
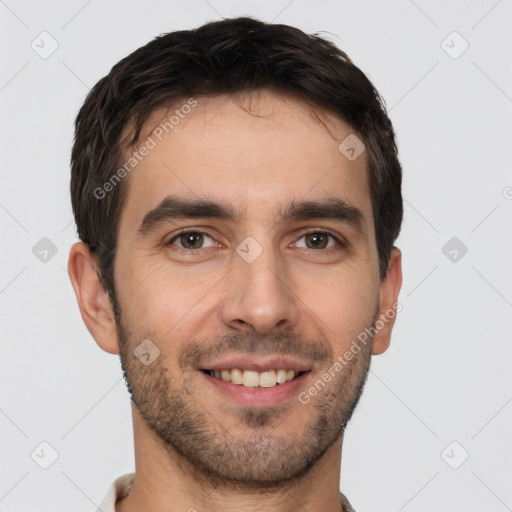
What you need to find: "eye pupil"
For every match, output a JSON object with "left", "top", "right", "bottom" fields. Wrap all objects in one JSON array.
[
  {"left": 181, "top": 232, "right": 203, "bottom": 249},
  {"left": 306, "top": 233, "right": 328, "bottom": 249}
]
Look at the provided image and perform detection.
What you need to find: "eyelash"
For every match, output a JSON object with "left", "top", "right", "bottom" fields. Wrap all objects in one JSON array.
[{"left": 166, "top": 228, "right": 346, "bottom": 253}]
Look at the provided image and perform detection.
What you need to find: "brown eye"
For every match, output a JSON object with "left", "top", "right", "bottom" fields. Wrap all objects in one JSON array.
[
  {"left": 168, "top": 231, "right": 215, "bottom": 250},
  {"left": 304, "top": 232, "right": 329, "bottom": 249},
  {"left": 180, "top": 232, "right": 203, "bottom": 249},
  {"left": 292, "top": 231, "right": 341, "bottom": 250}
]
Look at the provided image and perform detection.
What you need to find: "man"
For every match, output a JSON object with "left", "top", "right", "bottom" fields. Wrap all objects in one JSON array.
[{"left": 68, "top": 16, "right": 402, "bottom": 512}]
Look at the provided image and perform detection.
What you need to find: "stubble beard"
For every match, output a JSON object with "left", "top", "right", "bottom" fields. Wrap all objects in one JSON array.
[{"left": 116, "top": 321, "right": 374, "bottom": 489}]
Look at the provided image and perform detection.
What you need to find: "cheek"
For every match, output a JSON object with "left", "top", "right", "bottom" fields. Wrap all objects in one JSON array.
[
  {"left": 118, "top": 256, "right": 216, "bottom": 334},
  {"left": 300, "top": 266, "right": 378, "bottom": 346}
]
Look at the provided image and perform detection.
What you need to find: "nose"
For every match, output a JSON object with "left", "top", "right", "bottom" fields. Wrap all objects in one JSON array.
[{"left": 220, "top": 241, "right": 300, "bottom": 336}]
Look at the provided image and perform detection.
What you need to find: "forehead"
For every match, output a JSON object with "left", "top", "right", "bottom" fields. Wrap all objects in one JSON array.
[{"left": 118, "top": 90, "right": 373, "bottom": 231}]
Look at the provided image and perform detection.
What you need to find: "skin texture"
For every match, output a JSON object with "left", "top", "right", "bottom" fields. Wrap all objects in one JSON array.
[{"left": 68, "top": 90, "right": 402, "bottom": 512}]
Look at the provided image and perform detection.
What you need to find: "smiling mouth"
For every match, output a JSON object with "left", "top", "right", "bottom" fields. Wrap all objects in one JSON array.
[{"left": 201, "top": 368, "right": 307, "bottom": 388}]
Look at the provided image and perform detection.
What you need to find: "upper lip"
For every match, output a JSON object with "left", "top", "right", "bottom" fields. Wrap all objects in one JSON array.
[{"left": 198, "top": 355, "right": 313, "bottom": 373}]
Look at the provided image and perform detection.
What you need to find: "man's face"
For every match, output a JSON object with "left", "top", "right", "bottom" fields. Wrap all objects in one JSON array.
[{"left": 113, "top": 90, "right": 383, "bottom": 485}]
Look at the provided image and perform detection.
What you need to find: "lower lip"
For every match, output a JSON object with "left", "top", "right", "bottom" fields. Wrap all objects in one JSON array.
[{"left": 199, "top": 370, "right": 310, "bottom": 407}]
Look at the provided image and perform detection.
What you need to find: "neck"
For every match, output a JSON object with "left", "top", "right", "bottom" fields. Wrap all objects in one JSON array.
[{"left": 116, "top": 407, "right": 347, "bottom": 512}]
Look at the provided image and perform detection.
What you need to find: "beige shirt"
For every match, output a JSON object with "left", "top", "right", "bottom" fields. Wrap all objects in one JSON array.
[{"left": 96, "top": 473, "right": 356, "bottom": 512}]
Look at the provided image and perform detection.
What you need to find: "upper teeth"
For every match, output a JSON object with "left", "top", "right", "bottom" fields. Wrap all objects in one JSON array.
[{"left": 209, "top": 368, "right": 298, "bottom": 388}]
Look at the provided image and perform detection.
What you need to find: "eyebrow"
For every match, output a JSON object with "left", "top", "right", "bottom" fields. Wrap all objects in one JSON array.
[{"left": 137, "top": 195, "right": 366, "bottom": 236}]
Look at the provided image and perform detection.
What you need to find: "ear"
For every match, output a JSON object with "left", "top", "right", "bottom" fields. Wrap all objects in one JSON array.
[
  {"left": 372, "top": 247, "right": 403, "bottom": 355},
  {"left": 67, "top": 242, "right": 120, "bottom": 354}
]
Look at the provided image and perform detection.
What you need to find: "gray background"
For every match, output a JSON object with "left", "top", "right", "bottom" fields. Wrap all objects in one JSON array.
[{"left": 1, "top": 0, "right": 511, "bottom": 510}]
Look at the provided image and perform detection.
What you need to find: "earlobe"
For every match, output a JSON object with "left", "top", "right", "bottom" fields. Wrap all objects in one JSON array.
[
  {"left": 372, "top": 247, "right": 403, "bottom": 356},
  {"left": 67, "top": 242, "right": 120, "bottom": 355}
]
